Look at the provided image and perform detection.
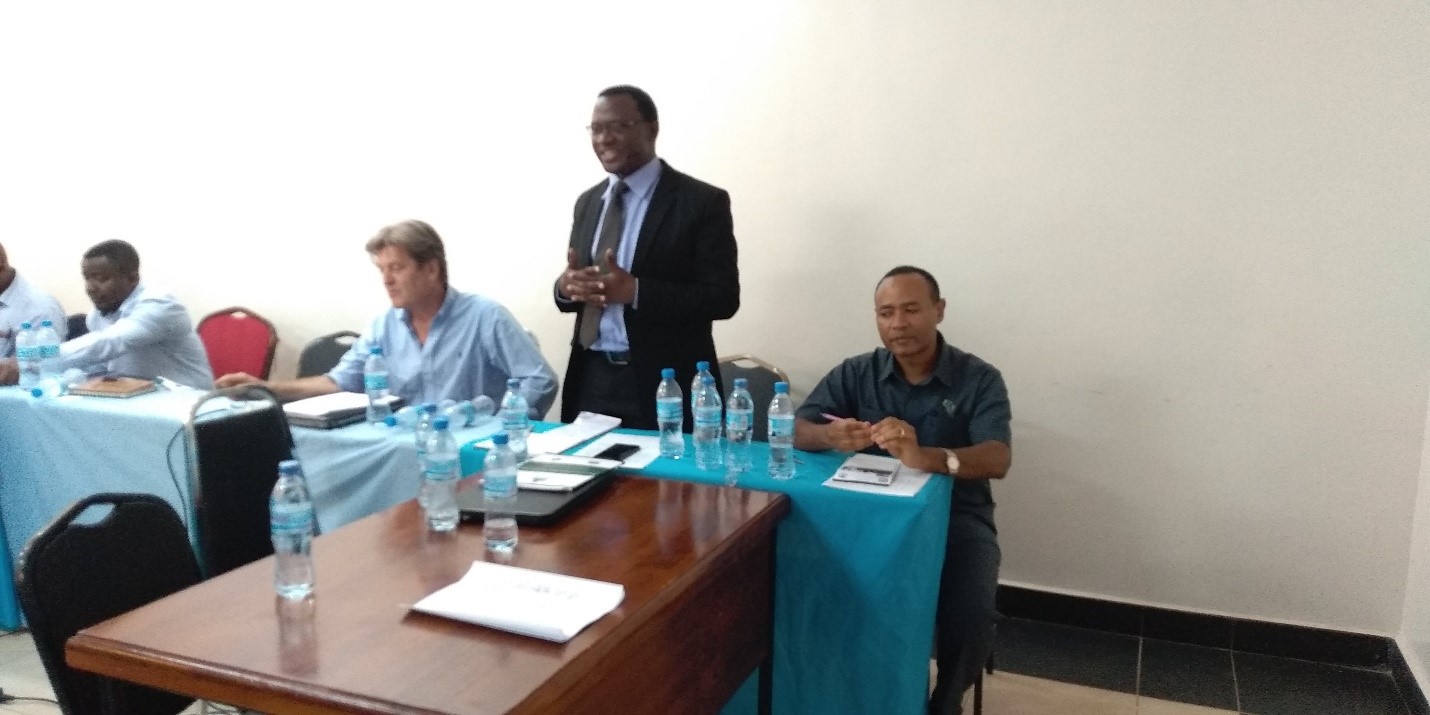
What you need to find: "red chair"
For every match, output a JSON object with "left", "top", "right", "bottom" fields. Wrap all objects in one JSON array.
[{"left": 196, "top": 307, "right": 278, "bottom": 380}]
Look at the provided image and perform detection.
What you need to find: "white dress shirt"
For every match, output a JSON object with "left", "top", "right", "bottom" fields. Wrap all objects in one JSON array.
[{"left": 57, "top": 283, "right": 214, "bottom": 388}]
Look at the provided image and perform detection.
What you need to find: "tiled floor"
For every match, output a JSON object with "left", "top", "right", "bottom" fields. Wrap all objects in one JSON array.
[
  {"left": 0, "top": 620, "right": 1419, "bottom": 714},
  {"left": 990, "top": 616, "right": 1417, "bottom": 715}
]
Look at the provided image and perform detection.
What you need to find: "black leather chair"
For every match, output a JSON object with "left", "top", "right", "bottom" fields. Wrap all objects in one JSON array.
[
  {"left": 65, "top": 313, "right": 88, "bottom": 340},
  {"left": 187, "top": 385, "right": 295, "bottom": 578},
  {"left": 16, "top": 493, "right": 200, "bottom": 715},
  {"left": 717, "top": 354, "right": 790, "bottom": 442},
  {"left": 296, "top": 330, "right": 359, "bottom": 379}
]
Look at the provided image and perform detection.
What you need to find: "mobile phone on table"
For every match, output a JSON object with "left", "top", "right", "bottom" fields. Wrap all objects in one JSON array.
[{"left": 594, "top": 443, "right": 641, "bottom": 462}]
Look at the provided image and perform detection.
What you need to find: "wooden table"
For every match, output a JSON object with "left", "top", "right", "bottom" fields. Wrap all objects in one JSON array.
[{"left": 66, "top": 477, "right": 789, "bottom": 714}]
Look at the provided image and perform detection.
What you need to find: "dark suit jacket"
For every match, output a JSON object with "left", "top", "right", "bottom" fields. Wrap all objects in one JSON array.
[{"left": 557, "top": 161, "right": 740, "bottom": 428}]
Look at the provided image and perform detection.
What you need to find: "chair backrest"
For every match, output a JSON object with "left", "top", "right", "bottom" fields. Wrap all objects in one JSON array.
[
  {"left": 66, "top": 313, "right": 89, "bottom": 340},
  {"left": 718, "top": 354, "right": 790, "bottom": 442},
  {"left": 296, "top": 330, "right": 359, "bottom": 379},
  {"left": 196, "top": 306, "right": 278, "bottom": 380},
  {"left": 17, "top": 493, "right": 200, "bottom": 715},
  {"left": 188, "top": 385, "right": 295, "bottom": 578}
]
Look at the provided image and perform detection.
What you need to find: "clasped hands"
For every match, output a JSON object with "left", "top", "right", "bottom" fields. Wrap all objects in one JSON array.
[
  {"left": 826, "top": 416, "right": 924, "bottom": 468},
  {"left": 560, "top": 247, "right": 635, "bottom": 308}
]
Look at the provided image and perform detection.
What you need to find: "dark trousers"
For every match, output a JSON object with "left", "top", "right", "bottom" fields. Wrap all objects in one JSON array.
[
  {"left": 572, "top": 350, "right": 650, "bottom": 429},
  {"left": 928, "top": 510, "right": 1001, "bottom": 715}
]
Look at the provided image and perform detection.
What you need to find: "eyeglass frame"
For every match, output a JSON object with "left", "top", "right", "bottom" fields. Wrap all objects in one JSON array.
[{"left": 585, "top": 119, "right": 648, "bottom": 137}]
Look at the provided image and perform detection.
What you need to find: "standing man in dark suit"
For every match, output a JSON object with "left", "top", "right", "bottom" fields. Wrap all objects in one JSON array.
[{"left": 555, "top": 85, "right": 740, "bottom": 430}]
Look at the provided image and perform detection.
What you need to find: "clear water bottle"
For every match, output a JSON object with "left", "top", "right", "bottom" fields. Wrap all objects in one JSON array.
[
  {"left": 693, "top": 374, "right": 724, "bottom": 471},
  {"left": 482, "top": 432, "right": 519, "bottom": 553},
  {"left": 499, "top": 378, "right": 531, "bottom": 463},
  {"left": 767, "top": 381, "right": 796, "bottom": 481},
  {"left": 421, "top": 416, "right": 460, "bottom": 532},
  {"left": 439, "top": 395, "right": 496, "bottom": 428},
  {"left": 725, "top": 377, "right": 754, "bottom": 477},
  {"left": 412, "top": 404, "right": 439, "bottom": 509},
  {"left": 270, "top": 459, "right": 317, "bottom": 599},
  {"left": 30, "top": 368, "right": 87, "bottom": 400},
  {"left": 691, "top": 360, "right": 714, "bottom": 399},
  {"left": 35, "top": 320, "right": 62, "bottom": 379},
  {"left": 364, "top": 346, "right": 392, "bottom": 423},
  {"left": 656, "top": 367, "right": 684, "bottom": 459},
  {"left": 383, "top": 403, "right": 424, "bottom": 429},
  {"left": 15, "top": 322, "right": 40, "bottom": 389}
]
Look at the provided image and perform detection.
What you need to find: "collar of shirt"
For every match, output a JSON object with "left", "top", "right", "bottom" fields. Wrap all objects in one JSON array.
[
  {"left": 98, "top": 283, "right": 146, "bottom": 322},
  {"left": 606, "top": 156, "right": 662, "bottom": 204},
  {"left": 397, "top": 285, "right": 457, "bottom": 337},
  {"left": 877, "top": 332, "right": 959, "bottom": 389}
]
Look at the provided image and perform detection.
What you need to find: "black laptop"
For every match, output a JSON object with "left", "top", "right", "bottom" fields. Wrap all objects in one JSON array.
[{"left": 456, "top": 454, "right": 622, "bottom": 526}]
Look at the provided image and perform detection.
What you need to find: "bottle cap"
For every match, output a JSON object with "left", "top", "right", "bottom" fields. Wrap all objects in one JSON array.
[
  {"left": 433, "top": 416, "right": 450, "bottom": 430},
  {"left": 696, "top": 360, "right": 710, "bottom": 371},
  {"left": 278, "top": 459, "right": 302, "bottom": 475},
  {"left": 423, "top": 403, "right": 438, "bottom": 413},
  {"left": 734, "top": 378, "right": 748, "bottom": 388},
  {"left": 369, "top": 346, "right": 383, "bottom": 355},
  {"left": 661, "top": 367, "right": 675, "bottom": 379},
  {"left": 20, "top": 322, "right": 31, "bottom": 330},
  {"left": 40, "top": 320, "right": 53, "bottom": 327},
  {"left": 774, "top": 381, "right": 789, "bottom": 394},
  {"left": 383, "top": 415, "right": 398, "bottom": 427},
  {"left": 493, "top": 433, "right": 509, "bottom": 445},
  {"left": 29, "top": 388, "right": 42, "bottom": 398},
  {"left": 507, "top": 378, "right": 521, "bottom": 389}
]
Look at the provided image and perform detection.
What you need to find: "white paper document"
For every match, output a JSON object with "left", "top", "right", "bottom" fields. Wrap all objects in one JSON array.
[
  {"left": 822, "top": 454, "right": 933, "bottom": 497},
  {"left": 410, "top": 561, "right": 625, "bottom": 643},
  {"left": 571, "top": 433, "right": 663, "bottom": 469},
  {"left": 476, "top": 411, "right": 622, "bottom": 455}
]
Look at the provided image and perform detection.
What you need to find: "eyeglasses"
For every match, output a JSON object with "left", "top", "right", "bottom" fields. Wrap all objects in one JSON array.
[{"left": 586, "top": 120, "right": 642, "bottom": 137}]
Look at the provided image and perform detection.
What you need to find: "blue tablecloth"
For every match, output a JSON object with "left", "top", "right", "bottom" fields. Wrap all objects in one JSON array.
[
  {"left": 461, "top": 427, "right": 952, "bottom": 715},
  {"left": 0, "top": 386, "right": 504, "bottom": 630}
]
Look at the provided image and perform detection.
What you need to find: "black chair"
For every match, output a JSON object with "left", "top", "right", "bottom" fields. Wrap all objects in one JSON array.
[
  {"left": 16, "top": 493, "right": 200, "bottom": 715},
  {"left": 717, "top": 354, "right": 790, "bottom": 442},
  {"left": 65, "top": 313, "right": 88, "bottom": 340},
  {"left": 187, "top": 385, "right": 295, "bottom": 578},
  {"left": 296, "top": 330, "right": 359, "bottom": 379}
]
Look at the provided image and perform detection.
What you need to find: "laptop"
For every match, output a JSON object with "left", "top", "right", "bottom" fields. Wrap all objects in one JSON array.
[{"left": 456, "top": 454, "right": 622, "bottom": 527}]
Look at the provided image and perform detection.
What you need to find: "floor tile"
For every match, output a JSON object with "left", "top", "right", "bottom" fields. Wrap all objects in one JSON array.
[
  {"left": 1235, "top": 651, "right": 1408, "bottom": 715},
  {"left": 1137, "top": 696, "right": 1239, "bottom": 714},
  {"left": 964, "top": 671, "right": 1137, "bottom": 714},
  {"left": 1139, "top": 638, "right": 1237, "bottom": 710},
  {"left": 994, "top": 617, "right": 1140, "bottom": 693}
]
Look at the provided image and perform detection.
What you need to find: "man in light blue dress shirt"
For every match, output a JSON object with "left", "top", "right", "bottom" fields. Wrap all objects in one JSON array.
[
  {"left": 0, "top": 242, "right": 68, "bottom": 361},
  {"left": 2, "top": 240, "right": 213, "bottom": 388},
  {"left": 219, "top": 220, "right": 557, "bottom": 417}
]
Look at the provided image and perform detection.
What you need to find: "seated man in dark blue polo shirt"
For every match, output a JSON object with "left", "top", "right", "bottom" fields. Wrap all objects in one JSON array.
[{"left": 794, "top": 265, "right": 1012, "bottom": 715}]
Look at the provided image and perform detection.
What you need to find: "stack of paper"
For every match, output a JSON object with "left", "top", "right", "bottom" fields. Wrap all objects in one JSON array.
[
  {"left": 411, "top": 561, "right": 625, "bottom": 642},
  {"left": 477, "top": 411, "right": 622, "bottom": 454}
]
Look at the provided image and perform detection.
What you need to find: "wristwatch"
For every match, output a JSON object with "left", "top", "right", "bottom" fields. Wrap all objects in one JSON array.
[{"left": 943, "top": 449, "right": 961, "bottom": 476}]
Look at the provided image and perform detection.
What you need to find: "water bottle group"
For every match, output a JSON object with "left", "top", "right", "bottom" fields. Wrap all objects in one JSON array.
[
  {"left": 15, "top": 320, "right": 77, "bottom": 398},
  {"left": 657, "top": 361, "right": 795, "bottom": 482}
]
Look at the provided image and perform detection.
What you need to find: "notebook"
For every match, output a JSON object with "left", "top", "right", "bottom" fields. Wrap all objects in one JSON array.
[
  {"left": 831, "top": 453, "right": 901, "bottom": 486},
  {"left": 516, "top": 453, "right": 623, "bottom": 492},
  {"left": 67, "top": 376, "right": 158, "bottom": 398}
]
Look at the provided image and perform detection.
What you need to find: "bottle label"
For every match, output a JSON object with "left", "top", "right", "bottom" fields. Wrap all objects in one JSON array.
[
  {"left": 656, "top": 398, "right": 681, "bottom": 421},
  {"left": 15, "top": 346, "right": 39, "bottom": 361},
  {"left": 424, "top": 456, "right": 459, "bottom": 482},
  {"left": 769, "top": 415, "right": 796, "bottom": 438},
  {"left": 39, "top": 345, "right": 59, "bottom": 359},
  {"left": 483, "top": 474, "right": 518, "bottom": 499},
  {"left": 726, "top": 409, "right": 752, "bottom": 431},
  {"left": 501, "top": 412, "right": 530, "bottom": 432},
  {"left": 694, "top": 405, "right": 722, "bottom": 427},
  {"left": 270, "top": 502, "right": 315, "bottom": 535},
  {"left": 364, "top": 373, "right": 388, "bottom": 391}
]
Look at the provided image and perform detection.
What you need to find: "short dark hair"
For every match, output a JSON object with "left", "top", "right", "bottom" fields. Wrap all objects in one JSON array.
[
  {"left": 878, "top": 265, "right": 941, "bottom": 302},
  {"left": 83, "top": 239, "right": 140, "bottom": 275},
  {"left": 598, "top": 85, "right": 658, "bottom": 123}
]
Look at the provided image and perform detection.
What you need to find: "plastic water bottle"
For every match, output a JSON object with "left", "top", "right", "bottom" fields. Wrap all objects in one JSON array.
[
  {"left": 691, "top": 360, "right": 714, "bottom": 399},
  {"left": 364, "top": 346, "right": 392, "bottom": 423},
  {"left": 499, "top": 378, "right": 531, "bottom": 463},
  {"left": 439, "top": 395, "right": 496, "bottom": 428},
  {"left": 270, "top": 459, "right": 317, "bottom": 599},
  {"left": 656, "top": 367, "right": 684, "bottom": 459},
  {"left": 767, "top": 381, "right": 796, "bottom": 481},
  {"left": 35, "top": 320, "right": 61, "bottom": 379},
  {"left": 413, "top": 404, "right": 438, "bottom": 503},
  {"left": 482, "top": 432, "right": 520, "bottom": 553},
  {"left": 421, "top": 416, "right": 460, "bottom": 532},
  {"left": 693, "top": 374, "right": 724, "bottom": 471},
  {"left": 725, "top": 377, "right": 754, "bottom": 477},
  {"left": 29, "top": 368, "right": 86, "bottom": 400},
  {"left": 15, "top": 322, "right": 40, "bottom": 389},
  {"left": 384, "top": 404, "right": 423, "bottom": 429}
]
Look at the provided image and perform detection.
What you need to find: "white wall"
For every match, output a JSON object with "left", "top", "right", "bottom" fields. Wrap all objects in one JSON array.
[{"left": 2, "top": 2, "right": 1428, "bottom": 634}]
